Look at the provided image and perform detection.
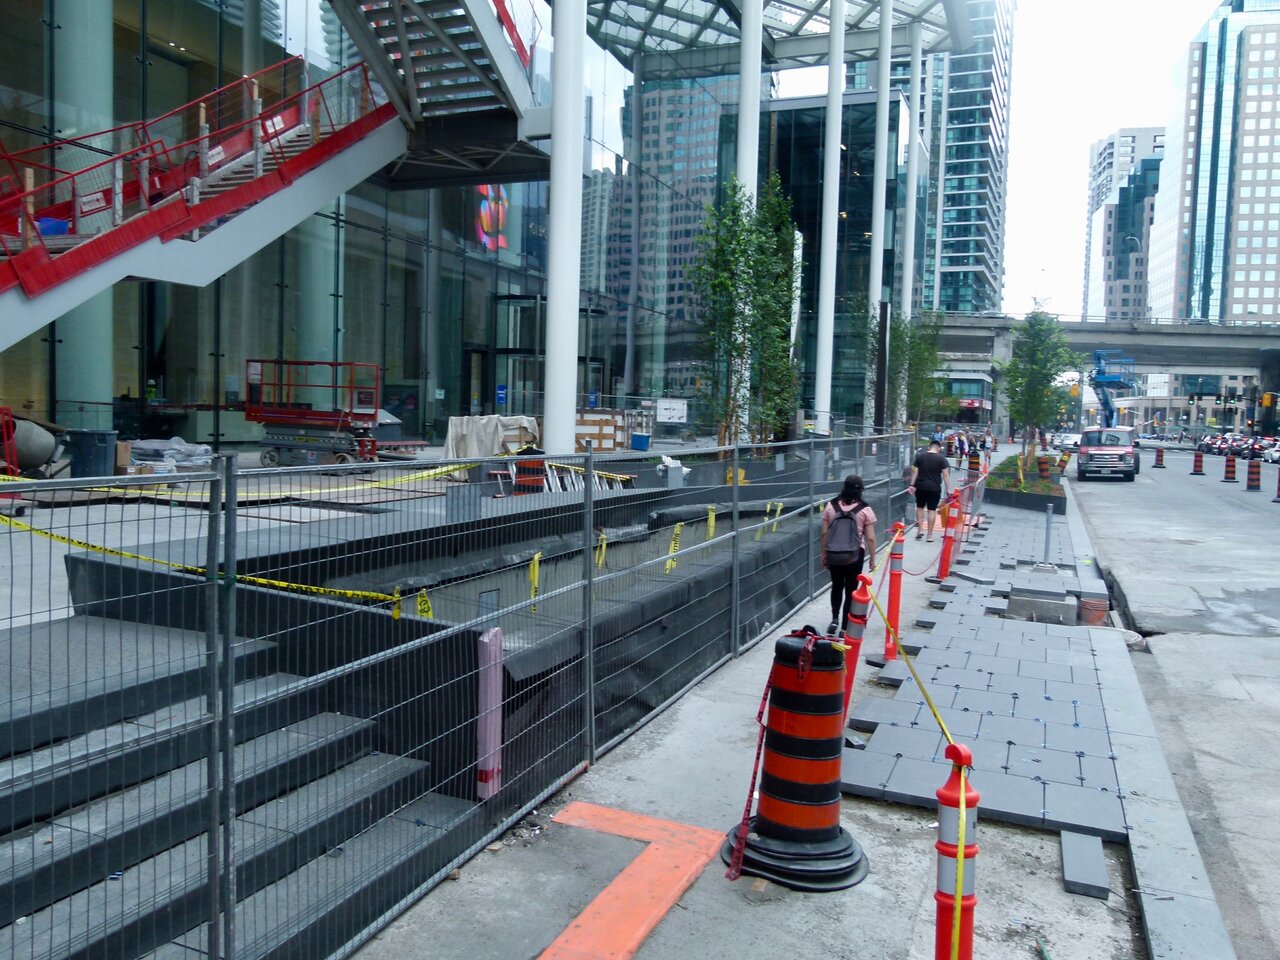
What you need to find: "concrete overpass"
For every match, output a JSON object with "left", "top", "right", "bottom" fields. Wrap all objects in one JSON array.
[
  {"left": 935, "top": 313, "right": 1280, "bottom": 432},
  {"left": 939, "top": 314, "right": 1280, "bottom": 385}
]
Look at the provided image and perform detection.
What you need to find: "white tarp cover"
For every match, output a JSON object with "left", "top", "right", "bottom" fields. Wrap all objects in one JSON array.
[{"left": 442, "top": 415, "right": 540, "bottom": 460}]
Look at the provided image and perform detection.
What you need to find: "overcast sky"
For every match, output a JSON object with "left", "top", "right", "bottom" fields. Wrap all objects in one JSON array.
[{"left": 1003, "top": 0, "right": 1222, "bottom": 319}]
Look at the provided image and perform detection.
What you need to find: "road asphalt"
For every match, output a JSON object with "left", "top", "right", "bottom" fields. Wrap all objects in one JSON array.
[{"left": 1070, "top": 449, "right": 1280, "bottom": 960}]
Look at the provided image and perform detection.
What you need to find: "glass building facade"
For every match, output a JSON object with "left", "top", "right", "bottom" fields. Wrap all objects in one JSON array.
[
  {"left": 0, "top": 0, "right": 905, "bottom": 441},
  {"left": 1149, "top": 0, "right": 1280, "bottom": 323}
]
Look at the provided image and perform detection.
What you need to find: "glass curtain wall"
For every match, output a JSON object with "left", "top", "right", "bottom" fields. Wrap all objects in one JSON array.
[{"left": 0, "top": 0, "right": 770, "bottom": 441}]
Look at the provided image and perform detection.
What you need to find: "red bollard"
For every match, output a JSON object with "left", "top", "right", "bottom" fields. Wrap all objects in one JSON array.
[
  {"left": 934, "top": 494, "right": 961, "bottom": 581},
  {"left": 883, "top": 523, "right": 905, "bottom": 662},
  {"left": 1245, "top": 457, "right": 1261, "bottom": 491},
  {"left": 935, "top": 743, "right": 980, "bottom": 960},
  {"left": 1153, "top": 446, "right": 1166, "bottom": 468},
  {"left": 1222, "top": 455, "right": 1239, "bottom": 483},
  {"left": 841, "top": 574, "right": 873, "bottom": 716},
  {"left": 1191, "top": 450, "right": 1205, "bottom": 476}
]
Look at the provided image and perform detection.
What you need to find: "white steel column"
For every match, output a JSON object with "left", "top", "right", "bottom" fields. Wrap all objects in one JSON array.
[
  {"left": 543, "top": 0, "right": 587, "bottom": 454},
  {"left": 867, "top": 0, "right": 893, "bottom": 313},
  {"left": 813, "top": 0, "right": 846, "bottom": 436},
  {"left": 899, "top": 22, "right": 923, "bottom": 323},
  {"left": 736, "top": 0, "right": 764, "bottom": 199}
]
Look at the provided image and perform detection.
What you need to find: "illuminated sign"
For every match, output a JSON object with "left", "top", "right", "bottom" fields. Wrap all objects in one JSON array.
[{"left": 475, "top": 184, "right": 509, "bottom": 252}]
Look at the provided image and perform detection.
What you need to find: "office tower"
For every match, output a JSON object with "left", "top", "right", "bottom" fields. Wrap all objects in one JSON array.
[
  {"left": 1081, "top": 128, "right": 1164, "bottom": 319},
  {"left": 1149, "top": 0, "right": 1280, "bottom": 322}
]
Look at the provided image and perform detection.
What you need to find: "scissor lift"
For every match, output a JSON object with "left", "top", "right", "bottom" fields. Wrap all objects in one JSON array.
[{"left": 245, "top": 360, "right": 381, "bottom": 467}]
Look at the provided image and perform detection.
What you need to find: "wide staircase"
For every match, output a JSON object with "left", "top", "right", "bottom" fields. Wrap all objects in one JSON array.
[{"left": 0, "top": 615, "right": 471, "bottom": 960}]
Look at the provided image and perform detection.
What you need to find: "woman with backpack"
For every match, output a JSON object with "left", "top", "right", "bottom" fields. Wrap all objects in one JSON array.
[{"left": 820, "top": 475, "right": 878, "bottom": 635}]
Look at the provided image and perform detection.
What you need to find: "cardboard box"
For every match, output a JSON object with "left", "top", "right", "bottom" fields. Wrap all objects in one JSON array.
[{"left": 115, "top": 441, "right": 132, "bottom": 474}]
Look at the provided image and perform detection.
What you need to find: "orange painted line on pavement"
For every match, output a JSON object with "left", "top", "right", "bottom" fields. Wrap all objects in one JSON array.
[{"left": 540, "top": 801, "right": 724, "bottom": 960}]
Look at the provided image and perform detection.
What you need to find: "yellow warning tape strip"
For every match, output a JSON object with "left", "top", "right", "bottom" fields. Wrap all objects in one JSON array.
[
  {"left": 864, "top": 565, "right": 969, "bottom": 960},
  {"left": 664, "top": 522, "right": 683, "bottom": 574},
  {"left": 92, "top": 461, "right": 477, "bottom": 502},
  {"left": 529, "top": 551, "right": 542, "bottom": 613},
  {"left": 0, "top": 513, "right": 404, "bottom": 614}
]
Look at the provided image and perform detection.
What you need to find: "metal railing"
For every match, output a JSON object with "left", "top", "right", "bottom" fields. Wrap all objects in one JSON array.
[{"left": 0, "top": 433, "right": 913, "bottom": 959}]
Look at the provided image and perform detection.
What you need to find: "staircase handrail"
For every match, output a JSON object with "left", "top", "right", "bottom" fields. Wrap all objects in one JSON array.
[{"left": 0, "top": 61, "right": 381, "bottom": 261}]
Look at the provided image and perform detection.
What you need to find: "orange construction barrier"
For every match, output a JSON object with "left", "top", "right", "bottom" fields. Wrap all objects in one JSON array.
[
  {"left": 1152, "top": 446, "right": 1166, "bottom": 468},
  {"left": 1191, "top": 450, "right": 1205, "bottom": 476},
  {"left": 1056, "top": 451, "right": 1071, "bottom": 474},
  {"left": 883, "top": 524, "right": 905, "bottom": 663},
  {"left": 1245, "top": 457, "right": 1262, "bottom": 491},
  {"left": 935, "top": 743, "right": 980, "bottom": 960},
  {"left": 722, "top": 629, "right": 869, "bottom": 891},
  {"left": 840, "top": 574, "right": 873, "bottom": 712},
  {"left": 1036, "top": 456, "right": 1050, "bottom": 481},
  {"left": 931, "top": 493, "right": 961, "bottom": 582},
  {"left": 1222, "top": 455, "right": 1239, "bottom": 483}
]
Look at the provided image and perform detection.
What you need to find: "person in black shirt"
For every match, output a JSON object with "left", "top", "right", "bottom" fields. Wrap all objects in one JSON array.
[{"left": 910, "top": 440, "right": 951, "bottom": 542}]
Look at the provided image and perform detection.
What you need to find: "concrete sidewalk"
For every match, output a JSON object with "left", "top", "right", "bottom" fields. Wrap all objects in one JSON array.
[{"left": 356, "top": 526, "right": 1145, "bottom": 960}]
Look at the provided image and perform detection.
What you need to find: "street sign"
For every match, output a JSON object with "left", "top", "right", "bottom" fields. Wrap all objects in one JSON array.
[
  {"left": 655, "top": 398, "right": 688, "bottom": 423},
  {"left": 496, "top": 384, "right": 507, "bottom": 406},
  {"left": 587, "top": 391, "right": 598, "bottom": 409}
]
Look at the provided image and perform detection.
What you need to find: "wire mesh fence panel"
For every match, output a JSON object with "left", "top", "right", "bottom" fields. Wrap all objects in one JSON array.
[
  {"left": 0, "top": 471, "right": 226, "bottom": 960},
  {"left": 0, "top": 435, "right": 911, "bottom": 959}
]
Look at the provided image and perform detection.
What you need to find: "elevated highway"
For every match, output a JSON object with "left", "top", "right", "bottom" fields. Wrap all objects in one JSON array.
[{"left": 938, "top": 314, "right": 1280, "bottom": 387}]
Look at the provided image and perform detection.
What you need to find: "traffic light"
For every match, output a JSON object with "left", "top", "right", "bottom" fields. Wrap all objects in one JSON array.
[
  {"left": 1188, "top": 394, "right": 1197, "bottom": 405},
  {"left": 1228, "top": 395, "right": 1238, "bottom": 406},
  {"left": 1215, "top": 394, "right": 1224, "bottom": 405}
]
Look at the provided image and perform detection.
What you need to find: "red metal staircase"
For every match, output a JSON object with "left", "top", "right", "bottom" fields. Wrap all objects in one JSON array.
[{"left": 0, "top": 57, "right": 404, "bottom": 350}]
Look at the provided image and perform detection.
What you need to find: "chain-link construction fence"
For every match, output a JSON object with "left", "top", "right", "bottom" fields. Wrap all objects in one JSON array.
[{"left": 0, "top": 433, "right": 916, "bottom": 959}]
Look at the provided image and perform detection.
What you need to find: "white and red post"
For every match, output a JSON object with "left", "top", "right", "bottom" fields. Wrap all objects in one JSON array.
[
  {"left": 935, "top": 742, "right": 979, "bottom": 960},
  {"left": 883, "top": 522, "right": 905, "bottom": 661}
]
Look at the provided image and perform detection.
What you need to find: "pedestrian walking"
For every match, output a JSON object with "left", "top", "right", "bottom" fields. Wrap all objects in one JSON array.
[
  {"left": 910, "top": 439, "right": 951, "bottom": 542},
  {"left": 820, "top": 475, "right": 878, "bottom": 634}
]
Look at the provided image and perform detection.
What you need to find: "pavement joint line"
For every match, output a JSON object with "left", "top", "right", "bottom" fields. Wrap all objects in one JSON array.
[{"left": 542, "top": 801, "right": 723, "bottom": 960}]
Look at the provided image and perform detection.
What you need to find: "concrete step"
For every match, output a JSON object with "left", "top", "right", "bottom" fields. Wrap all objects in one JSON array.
[
  {"left": 0, "top": 746, "right": 427, "bottom": 960},
  {"left": 0, "top": 708, "right": 380, "bottom": 927},
  {"left": 156, "top": 792, "right": 475, "bottom": 960},
  {"left": 0, "top": 617, "right": 275, "bottom": 759},
  {"left": 0, "top": 671, "right": 315, "bottom": 836}
]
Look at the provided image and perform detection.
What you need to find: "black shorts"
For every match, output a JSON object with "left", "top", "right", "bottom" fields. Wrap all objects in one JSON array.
[{"left": 915, "top": 487, "right": 942, "bottom": 511}]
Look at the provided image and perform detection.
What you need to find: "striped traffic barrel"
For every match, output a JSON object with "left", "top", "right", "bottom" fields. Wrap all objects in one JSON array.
[
  {"left": 1191, "top": 450, "right": 1205, "bottom": 475},
  {"left": 1246, "top": 457, "right": 1262, "bottom": 491},
  {"left": 721, "top": 632, "right": 869, "bottom": 891},
  {"left": 1037, "top": 456, "right": 1051, "bottom": 480},
  {"left": 1222, "top": 455, "right": 1239, "bottom": 483}
]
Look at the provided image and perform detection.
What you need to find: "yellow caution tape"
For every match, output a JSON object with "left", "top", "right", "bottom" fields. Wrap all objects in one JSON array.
[
  {"left": 0, "top": 513, "right": 400, "bottom": 608},
  {"left": 954, "top": 765, "right": 968, "bottom": 960},
  {"left": 771, "top": 501, "right": 782, "bottom": 533},
  {"left": 865, "top": 580, "right": 954, "bottom": 747},
  {"left": 664, "top": 522, "right": 683, "bottom": 574},
  {"left": 595, "top": 531, "right": 607, "bottom": 569},
  {"left": 417, "top": 588, "right": 433, "bottom": 619},
  {"left": 529, "top": 550, "right": 542, "bottom": 613},
  {"left": 755, "top": 502, "right": 773, "bottom": 541},
  {"left": 706, "top": 506, "right": 716, "bottom": 541}
]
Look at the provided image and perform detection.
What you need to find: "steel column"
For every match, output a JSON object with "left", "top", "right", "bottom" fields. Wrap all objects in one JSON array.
[{"left": 813, "top": 0, "right": 845, "bottom": 437}]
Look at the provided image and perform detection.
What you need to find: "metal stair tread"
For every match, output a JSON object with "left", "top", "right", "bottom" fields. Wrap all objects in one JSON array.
[
  {"left": 0, "top": 704, "right": 380, "bottom": 928},
  {"left": 159, "top": 792, "right": 475, "bottom": 960},
  {"left": 0, "top": 748, "right": 422, "bottom": 959}
]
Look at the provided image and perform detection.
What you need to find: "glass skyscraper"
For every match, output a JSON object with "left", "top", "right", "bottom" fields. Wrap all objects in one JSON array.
[
  {"left": 1148, "top": 0, "right": 1280, "bottom": 322},
  {"left": 924, "top": 0, "right": 1014, "bottom": 315}
]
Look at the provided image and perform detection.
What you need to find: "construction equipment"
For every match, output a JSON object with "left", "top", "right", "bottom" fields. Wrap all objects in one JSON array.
[
  {"left": 1087, "top": 350, "right": 1137, "bottom": 428},
  {"left": 245, "top": 359, "right": 382, "bottom": 466}
]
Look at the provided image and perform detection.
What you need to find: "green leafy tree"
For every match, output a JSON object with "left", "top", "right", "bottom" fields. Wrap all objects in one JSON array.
[
  {"left": 996, "top": 310, "right": 1082, "bottom": 453},
  {"left": 690, "top": 174, "right": 800, "bottom": 444},
  {"left": 748, "top": 174, "right": 800, "bottom": 442},
  {"left": 891, "top": 310, "right": 952, "bottom": 426}
]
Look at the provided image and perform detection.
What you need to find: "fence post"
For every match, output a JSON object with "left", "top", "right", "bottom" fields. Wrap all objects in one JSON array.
[
  {"left": 730, "top": 444, "right": 742, "bottom": 656},
  {"left": 203, "top": 466, "right": 224, "bottom": 960},
  {"left": 219, "top": 456, "right": 238, "bottom": 958},
  {"left": 111, "top": 158, "right": 124, "bottom": 226},
  {"left": 581, "top": 442, "right": 596, "bottom": 762},
  {"left": 807, "top": 435, "right": 817, "bottom": 597},
  {"left": 252, "top": 82, "right": 264, "bottom": 178}
]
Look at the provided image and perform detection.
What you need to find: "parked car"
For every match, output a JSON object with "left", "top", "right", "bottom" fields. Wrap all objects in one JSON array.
[
  {"left": 1076, "top": 426, "right": 1140, "bottom": 482},
  {"left": 1244, "top": 438, "right": 1273, "bottom": 460},
  {"left": 1263, "top": 441, "right": 1280, "bottom": 464},
  {"left": 1057, "top": 433, "right": 1081, "bottom": 452}
]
